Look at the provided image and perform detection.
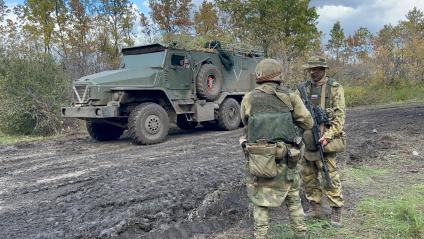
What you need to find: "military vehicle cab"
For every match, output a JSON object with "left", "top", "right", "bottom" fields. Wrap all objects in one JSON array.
[{"left": 61, "top": 42, "right": 262, "bottom": 144}]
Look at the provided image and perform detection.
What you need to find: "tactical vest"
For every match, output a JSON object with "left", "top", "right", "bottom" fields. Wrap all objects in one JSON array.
[
  {"left": 307, "top": 78, "right": 335, "bottom": 108},
  {"left": 247, "top": 87, "right": 299, "bottom": 144}
]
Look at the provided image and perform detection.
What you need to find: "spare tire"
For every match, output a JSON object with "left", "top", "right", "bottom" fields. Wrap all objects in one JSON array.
[{"left": 196, "top": 64, "right": 222, "bottom": 101}]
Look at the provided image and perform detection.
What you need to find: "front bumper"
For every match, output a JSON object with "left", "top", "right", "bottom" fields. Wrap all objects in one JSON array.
[{"left": 61, "top": 105, "right": 120, "bottom": 118}]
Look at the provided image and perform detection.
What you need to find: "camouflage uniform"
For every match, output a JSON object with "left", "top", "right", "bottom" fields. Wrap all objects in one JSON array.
[
  {"left": 240, "top": 59, "right": 314, "bottom": 239},
  {"left": 297, "top": 56, "right": 345, "bottom": 226}
]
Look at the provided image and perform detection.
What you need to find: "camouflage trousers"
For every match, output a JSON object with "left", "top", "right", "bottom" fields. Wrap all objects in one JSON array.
[
  {"left": 253, "top": 187, "right": 307, "bottom": 239},
  {"left": 301, "top": 152, "right": 344, "bottom": 207}
]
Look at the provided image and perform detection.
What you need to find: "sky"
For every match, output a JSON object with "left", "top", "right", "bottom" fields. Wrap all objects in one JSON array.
[
  {"left": 4, "top": 0, "right": 424, "bottom": 42},
  {"left": 310, "top": 0, "right": 424, "bottom": 39}
]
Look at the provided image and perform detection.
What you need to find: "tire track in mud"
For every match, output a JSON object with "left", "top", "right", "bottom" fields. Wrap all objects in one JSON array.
[
  {"left": 0, "top": 128, "right": 247, "bottom": 239},
  {"left": 0, "top": 105, "right": 423, "bottom": 239}
]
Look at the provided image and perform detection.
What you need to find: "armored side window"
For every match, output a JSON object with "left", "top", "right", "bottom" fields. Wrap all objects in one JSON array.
[{"left": 171, "top": 54, "right": 185, "bottom": 66}]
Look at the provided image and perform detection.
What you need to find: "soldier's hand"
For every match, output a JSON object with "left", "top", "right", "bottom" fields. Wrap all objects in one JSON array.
[{"left": 319, "top": 136, "right": 329, "bottom": 146}]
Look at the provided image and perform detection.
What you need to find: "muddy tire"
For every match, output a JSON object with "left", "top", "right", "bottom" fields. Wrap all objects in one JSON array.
[
  {"left": 176, "top": 115, "right": 198, "bottom": 130},
  {"left": 196, "top": 64, "right": 222, "bottom": 101},
  {"left": 217, "top": 98, "right": 241, "bottom": 131},
  {"left": 128, "top": 103, "right": 170, "bottom": 145},
  {"left": 86, "top": 120, "right": 125, "bottom": 141}
]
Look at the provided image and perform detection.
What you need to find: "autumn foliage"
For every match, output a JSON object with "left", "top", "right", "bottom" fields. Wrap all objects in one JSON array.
[{"left": 0, "top": 0, "right": 422, "bottom": 135}]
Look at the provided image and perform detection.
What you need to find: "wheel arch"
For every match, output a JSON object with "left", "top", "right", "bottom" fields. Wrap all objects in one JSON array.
[
  {"left": 215, "top": 92, "right": 245, "bottom": 105},
  {"left": 115, "top": 88, "right": 177, "bottom": 118}
]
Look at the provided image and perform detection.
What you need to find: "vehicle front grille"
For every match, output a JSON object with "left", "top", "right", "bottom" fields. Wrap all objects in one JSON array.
[{"left": 73, "top": 85, "right": 90, "bottom": 103}]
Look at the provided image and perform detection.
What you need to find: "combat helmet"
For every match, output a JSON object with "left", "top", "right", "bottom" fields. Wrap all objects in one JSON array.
[
  {"left": 255, "top": 58, "right": 283, "bottom": 83},
  {"left": 303, "top": 56, "right": 329, "bottom": 69}
]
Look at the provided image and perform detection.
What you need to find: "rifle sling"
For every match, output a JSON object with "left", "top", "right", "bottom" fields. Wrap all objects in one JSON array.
[{"left": 319, "top": 80, "right": 327, "bottom": 135}]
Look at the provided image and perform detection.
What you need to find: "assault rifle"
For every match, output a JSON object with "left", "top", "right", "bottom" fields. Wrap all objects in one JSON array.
[{"left": 297, "top": 83, "right": 333, "bottom": 188}]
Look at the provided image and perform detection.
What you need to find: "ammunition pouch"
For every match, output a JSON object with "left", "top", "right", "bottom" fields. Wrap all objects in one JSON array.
[
  {"left": 276, "top": 142, "right": 288, "bottom": 160},
  {"left": 246, "top": 143, "right": 278, "bottom": 178},
  {"left": 324, "top": 133, "right": 346, "bottom": 153},
  {"left": 286, "top": 144, "right": 303, "bottom": 181},
  {"left": 246, "top": 141, "right": 303, "bottom": 181},
  {"left": 287, "top": 144, "right": 303, "bottom": 168},
  {"left": 304, "top": 151, "right": 321, "bottom": 162}
]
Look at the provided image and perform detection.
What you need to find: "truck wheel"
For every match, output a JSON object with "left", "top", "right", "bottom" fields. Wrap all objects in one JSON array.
[
  {"left": 176, "top": 115, "right": 197, "bottom": 130},
  {"left": 86, "top": 120, "right": 125, "bottom": 141},
  {"left": 128, "top": 103, "right": 170, "bottom": 145},
  {"left": 196, "top": 64, "right": 222, "bottom": 101},
  {"left": 217, "top": 98, "right": 241, "bottom": 131}
]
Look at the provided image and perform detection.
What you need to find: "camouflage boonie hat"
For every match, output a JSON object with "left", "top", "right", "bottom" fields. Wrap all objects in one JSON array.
[
  {"left": 255, "top": 58, "right": 283, "bottom": 83},
  {"left": 303, "top": 56, "right": 329, "bottom": 69}
]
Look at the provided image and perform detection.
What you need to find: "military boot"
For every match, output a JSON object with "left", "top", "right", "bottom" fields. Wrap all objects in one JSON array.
[
  {"left": 254, "top": 230, "right": 267, "bottom": 239},
  {"left": 330, "top": 207, "right": 343, "bottom": 228},
  {"left": 306, "top": 202, "right": 325, "bottom": 218},
  {"left": 254, "top": 225, "right": 268, "bottom": 239}
]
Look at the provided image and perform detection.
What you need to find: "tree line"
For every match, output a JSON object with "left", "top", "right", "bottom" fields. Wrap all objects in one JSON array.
[
  {"left": 326, "top": 7, "right": 423, "bottom": 86},
  {"left": 0, "top": 0, "right": 422, "bottom": 135}
]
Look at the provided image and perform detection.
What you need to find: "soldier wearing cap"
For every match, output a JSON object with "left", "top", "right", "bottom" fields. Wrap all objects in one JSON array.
[
  {"left": 240, "top": 58, "right": 314, "bottom": 239},
  {"left": 297, "top": 56, "right": 346, "bottom": 227}
]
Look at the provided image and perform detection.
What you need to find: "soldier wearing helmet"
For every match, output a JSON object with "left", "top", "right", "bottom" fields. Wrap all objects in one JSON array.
[
  {"left": 297, "top": 56, "right": 346, "bottom": 228},
  {"left": 240, "top": 58, "right": 314, "bottom": 239}
]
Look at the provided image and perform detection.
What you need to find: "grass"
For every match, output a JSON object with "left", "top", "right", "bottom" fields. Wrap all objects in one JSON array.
[
  {"left": 346, "top": 165, "right": 390, "bottom": 184},
  {"left": 0, "top": 133, "right": 44, "bottom": 145},
  {"left": 268, "top": 218, "right": 354, "bottom": 239},
  {"left": 356, "top": 184, "right": 424, "bottom": 239},
  {"left": 268, "top": 185, "right": 424, "bottom": 239},
  {"left": 345, "top": 83, "right": 424, "bottom": 107}
]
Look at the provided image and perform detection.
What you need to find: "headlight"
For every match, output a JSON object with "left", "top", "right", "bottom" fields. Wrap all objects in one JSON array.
[{"left": 112, "top": 92, "right": 120, "bottom": 101}]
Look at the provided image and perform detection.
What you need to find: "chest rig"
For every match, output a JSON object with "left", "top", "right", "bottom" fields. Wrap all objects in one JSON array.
[
  {"left": 247, "top": 86, "right": 299, "bottom": 144},
  {"left": 307, "top": 78, "right": 335, "bottom": 108}
]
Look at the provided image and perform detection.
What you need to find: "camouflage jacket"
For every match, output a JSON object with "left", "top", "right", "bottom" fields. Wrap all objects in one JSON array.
[{"left": 295, "top": 78, "right": 346, "bottom": 140}]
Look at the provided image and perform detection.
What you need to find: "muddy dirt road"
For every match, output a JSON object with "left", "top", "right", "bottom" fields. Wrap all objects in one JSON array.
[{"left": 1, "top": 104, "right": 423, "bottom": 239}]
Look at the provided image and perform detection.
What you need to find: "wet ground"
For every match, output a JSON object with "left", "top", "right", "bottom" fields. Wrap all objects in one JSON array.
[{"left": 1, "top": 104, "right": 423, "bottom": 239}]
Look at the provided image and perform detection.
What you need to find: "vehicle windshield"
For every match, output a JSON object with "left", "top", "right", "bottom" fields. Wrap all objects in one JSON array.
[{"left": 122, "top": 51, "right": 165, "bottom": 69}]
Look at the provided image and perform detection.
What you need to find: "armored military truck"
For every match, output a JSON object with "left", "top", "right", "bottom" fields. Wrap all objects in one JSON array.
[{"left": 61, "top": 42, "right": 262, "bottom": 144}]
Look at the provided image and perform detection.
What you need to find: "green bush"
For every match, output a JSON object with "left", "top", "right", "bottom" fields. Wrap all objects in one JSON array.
[
  {"left": 345, "top": 81, "right": 424, "bottom": 107},
  {"left": 345, "top": 86, "right": 373, "bottom": 106},
  {"left": 0, "top": 54, "right": 72, "bottom": 135}
]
